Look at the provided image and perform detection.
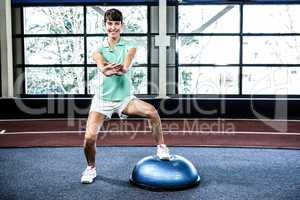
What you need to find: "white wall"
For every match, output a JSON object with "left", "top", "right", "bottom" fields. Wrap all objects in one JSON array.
[{"left": 0, "top": 0, "right": 14, "bottom": 97}]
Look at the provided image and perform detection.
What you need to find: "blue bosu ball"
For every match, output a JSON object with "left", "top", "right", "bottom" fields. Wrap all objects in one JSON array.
[{"left": 130, "top": 155, "right": 200, "bottom": 190}]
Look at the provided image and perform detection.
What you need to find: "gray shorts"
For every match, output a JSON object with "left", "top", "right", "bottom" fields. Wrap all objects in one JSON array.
[{"left": 89, "top": 95, "right": 136, "bottom": 119}]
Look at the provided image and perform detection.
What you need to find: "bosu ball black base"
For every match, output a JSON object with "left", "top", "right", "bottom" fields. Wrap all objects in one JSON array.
[{"left": 129, "top": 154, "right": 200, "bottom": 191}]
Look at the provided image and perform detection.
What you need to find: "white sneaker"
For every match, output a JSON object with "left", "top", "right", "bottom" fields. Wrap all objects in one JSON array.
[
  {"left": 156, "top": 144, "right": 171, "bottom": 160},
  {"left": 81, "top": 166, "right": 97, "bottom": 184}
]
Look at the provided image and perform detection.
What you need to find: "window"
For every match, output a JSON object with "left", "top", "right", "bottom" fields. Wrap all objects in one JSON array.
[
  {"left": 21, "top": 5, "right": 148, "bottom": 95},
  {"left": 15, "top": 3, "right": 300, "bottom": 97},
  {"left": 243, "top": 5, "right": 300, "bottom": 95},
  {"left": 177, "top": 5, "right": 240, "bottom": 95},
  {"left": 178, "top": 66, "right": 239, "bottom": 94},
  {"left": 242, "top": 67, "right": 300, "bottom": 95},
  {"left": 177, "top": 4, "right": 300, "bottom": 96},
  {"left": 178, "top": 36, "right": 239, "bottom": 65},
  {"left": 178, "top": 5, "right": 239, "bottom": 33}
]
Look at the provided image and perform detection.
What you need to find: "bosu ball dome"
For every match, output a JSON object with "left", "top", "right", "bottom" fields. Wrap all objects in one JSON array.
[{"left": 130, "top": 154, "right": 200, "bottom": 191}]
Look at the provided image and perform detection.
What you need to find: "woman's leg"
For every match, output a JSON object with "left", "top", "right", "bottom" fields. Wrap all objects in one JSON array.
[
  {"left": 83, "top": 111, "right": 105, "bottom": 167},
  {"left": 122, "top": 99, "right": 164, "bottom": 145}
]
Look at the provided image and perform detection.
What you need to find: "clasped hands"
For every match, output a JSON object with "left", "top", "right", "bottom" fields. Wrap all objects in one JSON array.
[{"left": 100, "top": 63, "right": 128, "bottom": 76}]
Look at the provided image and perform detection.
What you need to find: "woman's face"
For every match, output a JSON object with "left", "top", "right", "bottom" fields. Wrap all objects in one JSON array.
[{"left": 105, "top": 20, "right": 123, "bottom": 39}]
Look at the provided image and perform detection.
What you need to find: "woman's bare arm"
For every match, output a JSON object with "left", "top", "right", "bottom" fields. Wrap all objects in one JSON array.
[{"left": 120, "top": 48, "right": 137, "bottom": 73}]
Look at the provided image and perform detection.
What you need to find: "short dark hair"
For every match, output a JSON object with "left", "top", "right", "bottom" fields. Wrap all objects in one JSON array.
[{"left": 104, "top": 9, "right": 123, "bottom": 23}]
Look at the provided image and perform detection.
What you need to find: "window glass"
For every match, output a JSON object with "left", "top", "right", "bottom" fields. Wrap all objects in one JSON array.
[
  {"left": 243, "top": 67, "right": 300, "bottom": 95},
  {"left": 244, "top": 5, "right": 300, "bottom": 33},
  {"left": 24, "top": 7, "right": 84, "bottom": 34},
  {"left": 243, "top": 36, "right": 300, "bottom": 64},
  {"left": 178, "top": 67, "right": 239, "bottom": 94},
  {"left": 179, "top": 5, "right": 239, "bottom": 33},
  {"left": 178, "top": 36, "right": 239, "bottom": 65},
  {"left": 25, "top": 67, "right": 85, "bottom": 94},
  {"left": 25, "top": 37, "right": 84, "bottom": 64}
]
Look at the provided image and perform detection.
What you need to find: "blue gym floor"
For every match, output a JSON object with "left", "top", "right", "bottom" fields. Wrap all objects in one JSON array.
[{"left": 0, "top": 147, "right": 299, "bottom": 200}]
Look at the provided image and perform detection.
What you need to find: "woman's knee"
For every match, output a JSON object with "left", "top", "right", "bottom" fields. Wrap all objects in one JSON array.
[
  {"left": 145, "top": 106, "right": 159, "bottom": 120},
  {"left": 84, "top": 124, "right": 99, "bottom": 145},
  {"left": 83, "top": 112, "right": 104, "bottom": 147},
  {"left": 84, "top": 132, "right": 97, "bottom": 146}
]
